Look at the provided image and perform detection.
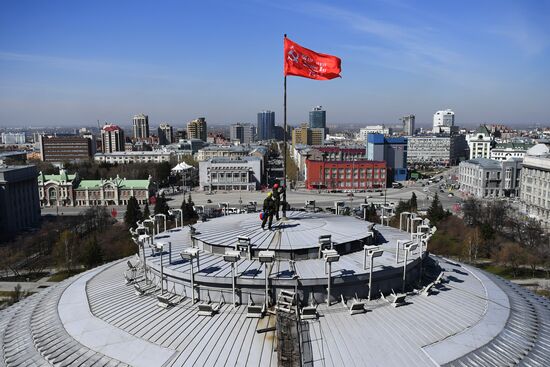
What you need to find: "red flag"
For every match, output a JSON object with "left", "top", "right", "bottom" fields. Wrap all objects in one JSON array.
[{"left": 284, "top": 38, "right": 341, "bottom": 80}]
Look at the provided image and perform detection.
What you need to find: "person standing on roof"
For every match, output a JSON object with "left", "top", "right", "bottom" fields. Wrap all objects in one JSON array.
[
  {"left": 261, "top": 192, "right": 276, "bottom": 230},
  {"left": 272, "top": 183, "right": 281, "bottom": 221}
]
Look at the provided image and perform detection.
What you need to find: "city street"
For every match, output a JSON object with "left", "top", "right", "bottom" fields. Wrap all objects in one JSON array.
[{"left": 40, "top": 168, "right": 462, "bottom": 218}]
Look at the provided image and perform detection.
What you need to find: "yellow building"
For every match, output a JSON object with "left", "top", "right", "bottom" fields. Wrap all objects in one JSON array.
[
  {"left": 187, "top": 117, "right": 207, "bottom": 141},
  {"left": 292, "top": 123, "right": 324, "bottom": 146}
]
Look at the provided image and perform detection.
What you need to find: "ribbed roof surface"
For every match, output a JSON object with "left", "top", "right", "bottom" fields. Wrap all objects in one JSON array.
[{"left": 2, "top": 254, "right": 549, "bottom": 366}]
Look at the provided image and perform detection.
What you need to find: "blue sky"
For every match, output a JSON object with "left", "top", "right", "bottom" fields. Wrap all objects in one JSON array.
[{"left": 1, "top": 0, "right": 549, "bottom": 128}]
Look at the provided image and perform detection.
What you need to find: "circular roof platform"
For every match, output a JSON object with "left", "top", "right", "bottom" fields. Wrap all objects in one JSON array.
[{"left": 193, "top": 211, "right": 374, "bottom": 258}]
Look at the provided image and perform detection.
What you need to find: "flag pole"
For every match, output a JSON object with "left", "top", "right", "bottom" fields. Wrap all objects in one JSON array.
[{"left": 282, "top": 34, "right": 288, "bottom": 219}]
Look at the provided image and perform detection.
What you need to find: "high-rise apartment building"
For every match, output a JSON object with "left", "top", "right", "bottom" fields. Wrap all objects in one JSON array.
[
  {"left": 158, "top": 123, "right": 174, "bottom": 145},
  {"left": 433, "top": 109, "right": 455, "bottom": 134},
  {"left": 132, "top": 114, "right": 149, "bottom": 140},
  {"left": 39, "top": 135, "right": 93, "bottom": 162},
  {"left": 309, "top": 106, "right": 326, "bottom": 129},
  {"left": 230, "top": 123, "right": 256, "bottom": 144},
  {"left": 101, "top": 124, "right": 125, "bottom": 153},
  {"left": 187, "top": 117, "right": 207, "bottom": 141},
  {"left": 257, "top": 111, "right": 275, "bottom": 140},
  {"left": 402, "top": 114, "right": 415, "bottom": 136}
]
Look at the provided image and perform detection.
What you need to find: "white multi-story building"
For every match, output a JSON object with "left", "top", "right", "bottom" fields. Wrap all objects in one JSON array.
[
  {"left": 407, "top": 135, "right": 469, "bottom": 166},
  {"left": 1, "top": 132, "right": 26, "bottom": 144},
  {"left": 467, "top": 125, "right": 493, "bottom": 159},
  {"left": 199, "top": 156, "right": 262, "bottom": 191},
  {"left": 433, "top": 109, "right": 455, "bottom": 134},
  {"left": 359, "top": 125, "right": 390, "bottom": 140},
  {"left": 519, "top": 144, "right": 550, "bottom": 227},
  {"left": 490, "top": 142, "right": 533, "bottom": 161},
  {"left": 459, "top": 157, "right": 522, "bottom": 198},
  {"left": 94, "top": 150, "right": 173, "bottom": 164},
  {"left": 196, "top": 145, "right": 250, "bottom": 162}
]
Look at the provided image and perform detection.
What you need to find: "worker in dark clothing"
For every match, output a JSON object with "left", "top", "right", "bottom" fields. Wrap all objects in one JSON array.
[
  {"left": 261, "top": 192, "right": 276, "bottom": 230},
  {"left": 272, "top": 183, "right": 281, "bottom": 220}
]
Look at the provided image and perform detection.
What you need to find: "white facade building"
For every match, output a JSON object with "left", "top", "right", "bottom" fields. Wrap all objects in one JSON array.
[
  {"left": 199, "top": 156, "right": 262, "bottom": 191},
  {"left": 196, "top": 145, "right": 250, "bottom": 162},
  {"left": 1, "top": 132, "right": 25, "bottom": 144},
  {"left": 94, "top": 150, "right": 173, "bottom": 164},
  {"left": 432, "top": 109, "right": 455, "bottom": 134},
  {"left": 407, "top": 135, "right": 469, "bottom": 166},
  {"left": 467, "top": 125, "right": 493, "bottom": 159},
  {"left": 490, "top": 142, "right": 533, "bottom": 161},
  {"left": 359, "top": 125, "right": 390, "bottom": 140},
  {"left": 519, "top": 144, "right": 550, "bottom": 228}
]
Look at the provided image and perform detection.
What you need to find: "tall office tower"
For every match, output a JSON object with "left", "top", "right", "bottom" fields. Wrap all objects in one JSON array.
[
  {"left": 402, "top": 114, "right": 415, "bottom": 136},
  {"left": 257, "top": 110, "right": 275, "bottom": 140},
  {"left": 132, "top": 114, "right": 150, "bottom": 140},
  {"left": 187, "top": 117, "right": 207, "bottom": 141},
  {"left": 101, "top": 124, "right": 125, "bottom": 153},
  {"left": 230, "top": 123, "right": 256, "bottom": 144},
  {"left": 309, "top": 106, "right": 326, "bottom": 129},
  {"left": 158, "top": 123, "right": 174, "bottom": 145},
  {"left": 433, "top": 109, "right": 455, "bottom": 134}
]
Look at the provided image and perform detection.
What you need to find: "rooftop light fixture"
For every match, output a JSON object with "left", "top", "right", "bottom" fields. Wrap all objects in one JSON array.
[
  {"left": 323, "top": 249, "right": 340, "bottom": 306},
  {"left": 181, "top": 248, "right": 200, "bottom": 303},
  {"left": 403, "top": 243, "right": 418, "bottom": 293},
  {"left": 168, "top": 209, "right": 183, "bottom": 228},
  {"left": 364, "top": 245, "right": 384, "bottom": 301},
  {"left": 223, "top": 249, "right": 241, "bottom": 308},
  {"left": 399, "top": 211, "right": 412, "bottom": 232},
  {"left": 258, "top": 251, "right": 275, "bottom": 310},
  {"left": 237, "top": 236, "right": 252, "bottom": 260}
]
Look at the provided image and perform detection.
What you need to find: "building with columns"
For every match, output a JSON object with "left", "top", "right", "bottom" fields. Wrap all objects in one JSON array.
[
  {"left": 74, "top": 175, "right": 152, "bottom": 206},
  {"left": 37, "top": 170, "right": 79, "bottom": 207},
  {"left": 199, "top": 157, "right": 262, "bottom": 191},
  {"left": 38, "top": 171, "right": 152, "bottom": 207}
]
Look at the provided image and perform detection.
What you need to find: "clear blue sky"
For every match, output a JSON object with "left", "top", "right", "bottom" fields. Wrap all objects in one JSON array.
[{"left": 1, "top": 0, "right": 549, "bottom": 128}]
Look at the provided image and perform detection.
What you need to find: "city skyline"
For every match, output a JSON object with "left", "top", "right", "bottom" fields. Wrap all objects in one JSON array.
[{"left": 1, "top": 0, "right": 549, "bottom": 127}]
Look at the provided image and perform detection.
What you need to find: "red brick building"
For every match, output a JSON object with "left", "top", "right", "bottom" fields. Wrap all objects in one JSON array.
[{"left": 305, "top": 159, "right": 387, "bottom": 190}]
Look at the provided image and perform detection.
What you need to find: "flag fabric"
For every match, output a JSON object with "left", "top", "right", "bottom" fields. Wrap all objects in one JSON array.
[{"left": 284, "top": 37, "right": 341, "bottom": 80}]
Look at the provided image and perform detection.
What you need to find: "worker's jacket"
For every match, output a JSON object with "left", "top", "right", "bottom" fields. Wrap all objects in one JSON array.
[{"left": 263, "top": 197, "right": 276, "bottom": 214}]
